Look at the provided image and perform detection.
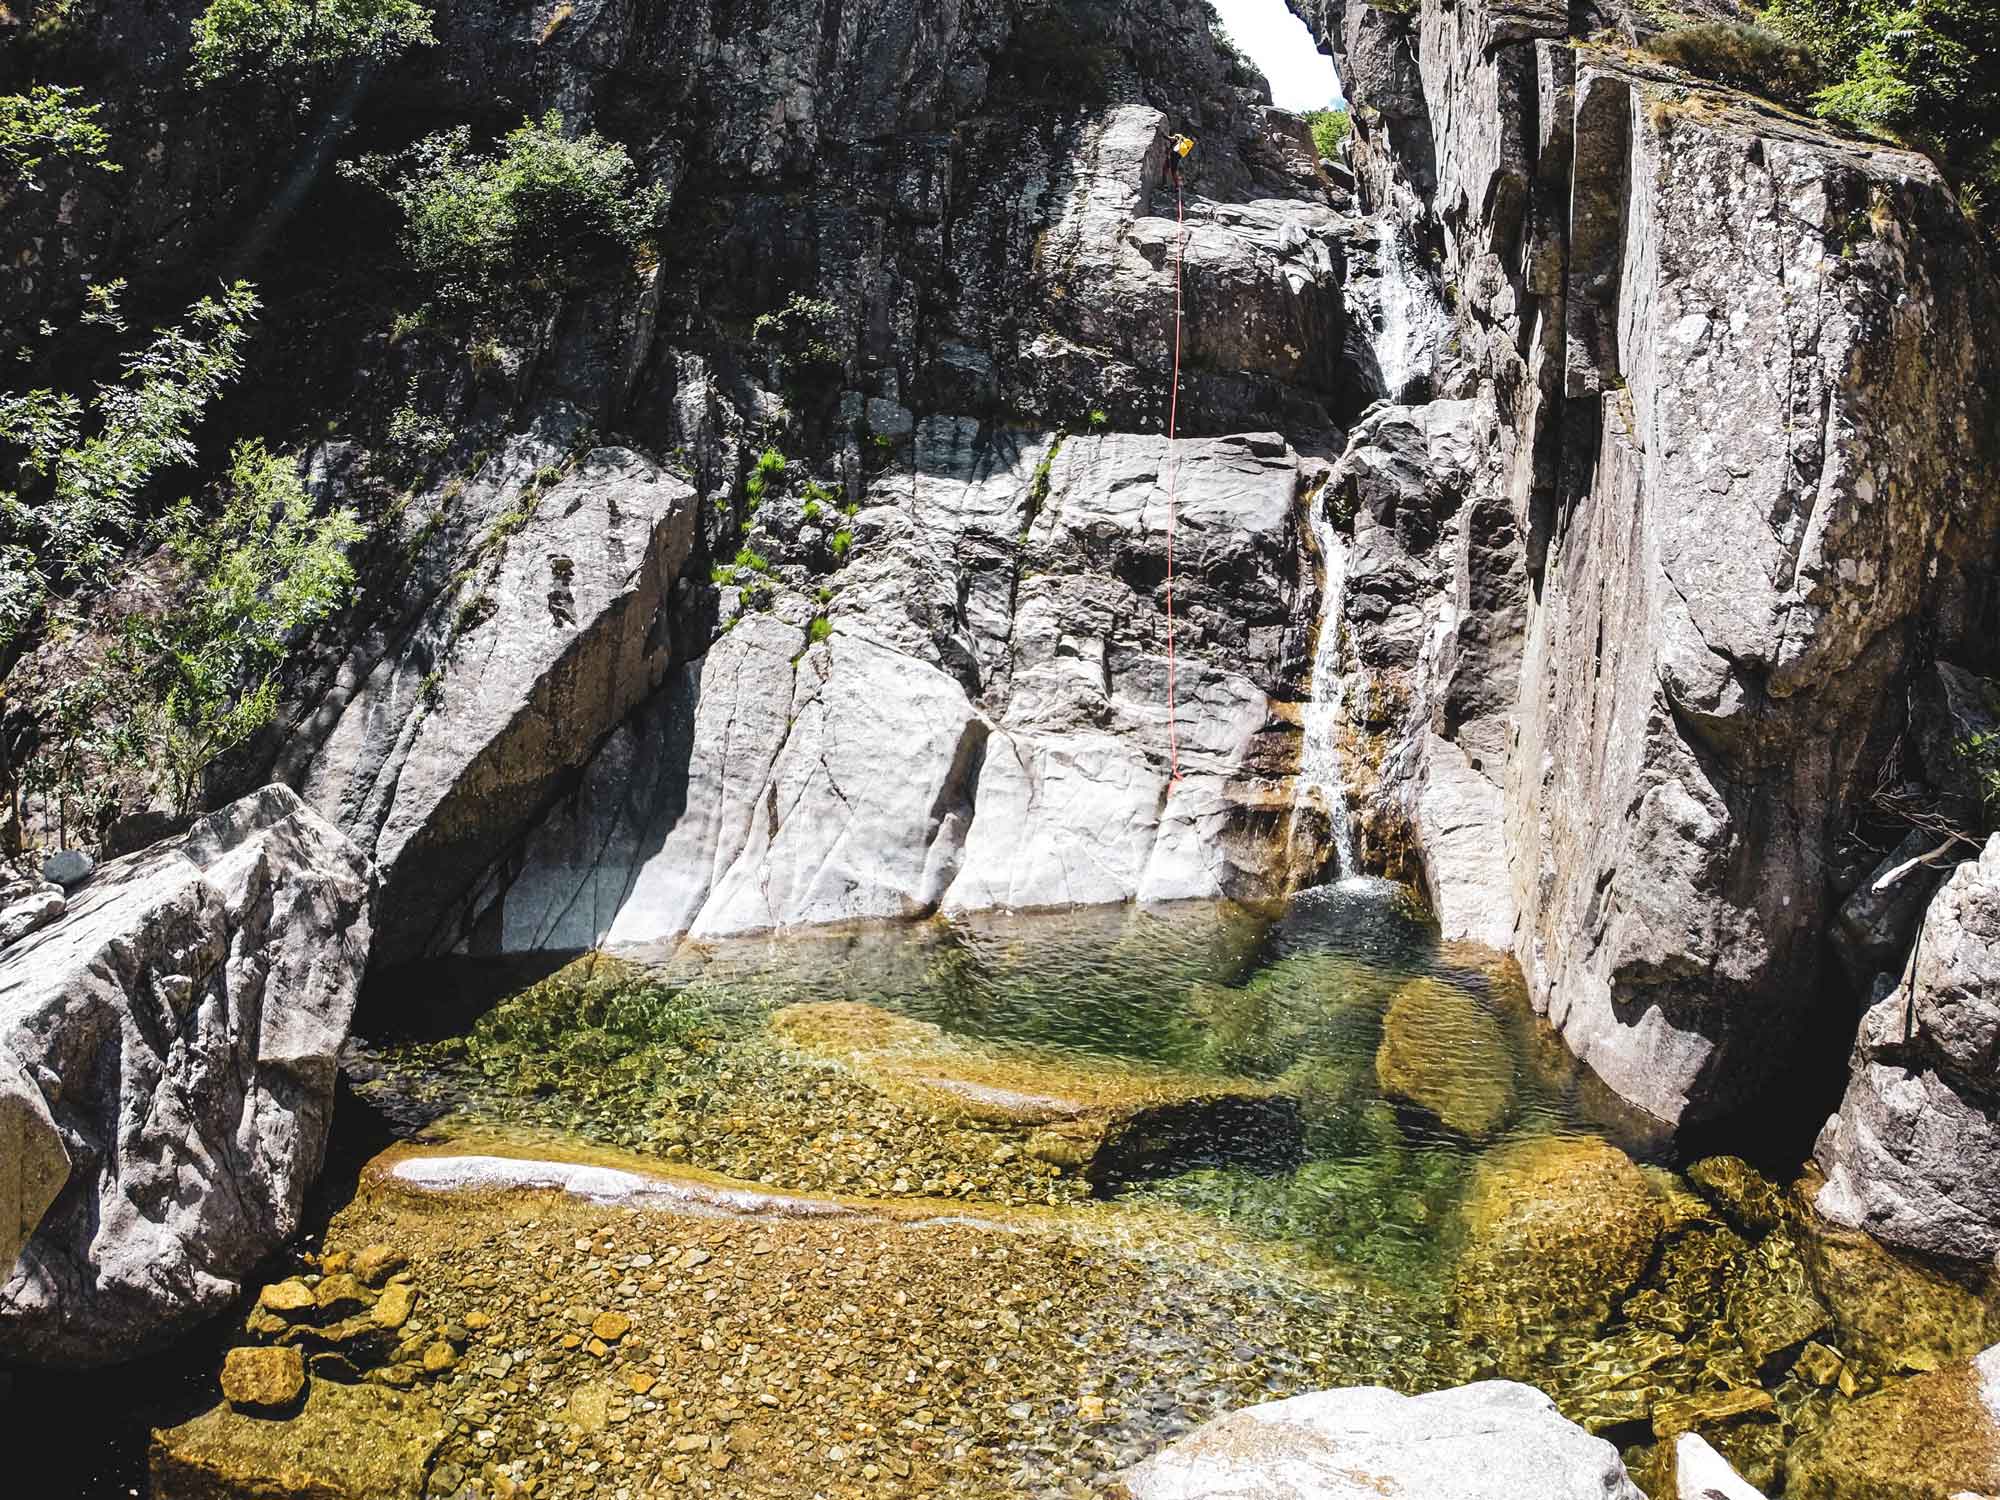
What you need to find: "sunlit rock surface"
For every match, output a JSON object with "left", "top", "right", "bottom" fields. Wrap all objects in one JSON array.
[
  {"left": 0, "top": 787, "right": 372, "bottom": 1366},
  {"left": 1110, "top": 1380, "right": 1645, "bottom": 1499}
]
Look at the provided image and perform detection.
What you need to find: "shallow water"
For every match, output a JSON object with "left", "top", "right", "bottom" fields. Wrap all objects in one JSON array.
[
  {"left": 335, "top": 879, "right": 1985, "bottom": 1494},
  {"left": 50, "top": 882, "right": 1997, "bottom": 1497}
]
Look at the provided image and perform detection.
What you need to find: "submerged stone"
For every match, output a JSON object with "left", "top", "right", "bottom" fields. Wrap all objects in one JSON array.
[
  {"left": 1797, "top": 1191, "right": 2000, "bottom": 1373},
  {"left": 767, "top": 1000, "right": 1303, "bottom": 1190},
  {"left": 1452, "top": 1136, "right": 1663, "bottom": 1355},
  {"left": 1374, "top": 977, "right": 1517, "bottom": 1139},
  {"left": 1787, "top": 1344, "right": 2000, "bottom": 1500},
  {"left": 220, "top": 1346, "right": 305, "bottom": 1413},
  {"left": 1688, "top": 1157, "right": 1790, "bottom": 1239},
  {"left": 151, "top": 1378, "right": 443, "bottom": 1500}
]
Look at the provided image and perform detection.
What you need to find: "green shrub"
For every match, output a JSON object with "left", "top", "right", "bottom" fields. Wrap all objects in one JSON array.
[
  {"left": 733, "top": 547, "right": 769, "bottom": 573},
  {"left": 830, "top": 529, "right": 853, "bottom": 559},
  {"left": 750, "top": 295, "right": 841, "bottom": 369},
  {"left": 191, "top": 0, "right": 435, "bottom": 83},
  {"left": 1088, "top": 408, "right": 1109, "bottom": 429},
  {"left": 755, "top": 447, "right": 787, "bottom": 478},
  {"left": 1960, "top": 729, "right": 2000, "bottom": 830},
  {"left": 0, "top": 85, "right": 120, "bottom": 192},
  {"left": 1765, "top": 0, "right": 2000, "bottom": 238},
  {"left": 1644, "top": 20, "right": 1821, "bottom": 100},
  {"left": 808, "top": 615, "right": 831, "bottom": 644},
  {"left": 1304, "top": 107, "right": 1352, "bottom": 158},
  {"left": 95, "top": 441, "right": 364, "bottom": 813},
  {"left": 344, "top": 111, "right": 664, "bottom": 310},
  {"left": 0, "top": 282, "right": 258, "bottom": 649},
  {"left": 802, "top": 500, "right": 823, "bottom": 522}
]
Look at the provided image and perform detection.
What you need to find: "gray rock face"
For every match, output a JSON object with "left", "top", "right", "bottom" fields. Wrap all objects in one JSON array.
[
  {"left": 1110, "top": 1380, "right": 1645, "bottom": 1500},
  {"left": 439, "top": 426, "right": 1315, "bottom": 954},
  {"left": 0, "top": 787, "right": 373, "bottom": 1366},
  {"left": 1816, "top": 837, "right": 2000, "bottom": 1262},
  {"left": 1292, "top": 0, "right": 2000, "bottom": 1128},
  {"left": 289, "top": 445, "right": 696, "bottom": 968}
]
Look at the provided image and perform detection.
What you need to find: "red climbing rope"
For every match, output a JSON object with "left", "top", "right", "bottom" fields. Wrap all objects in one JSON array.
[{"left": 1164, "top": 171, "right": 1187, "bottom": 783}]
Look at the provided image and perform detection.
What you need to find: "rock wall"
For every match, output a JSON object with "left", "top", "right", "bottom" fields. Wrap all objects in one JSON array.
[
  {"left": 438, "top": 426, "right": 1316, "bottom": 954},
  {"left": 1291, "top": 0, "right": 2000, "bottom": 1128},
  {"left": 1815, "top": 835, "right": 2000, "bottom": 1261},
  {"left": 0, "top": 787, "right": 372, "bottom": 1366}
]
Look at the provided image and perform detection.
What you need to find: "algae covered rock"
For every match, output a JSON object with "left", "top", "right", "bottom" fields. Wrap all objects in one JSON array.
[
  {"left": 1797, "top": 1189, "right": 2000, "bottom": 1373},
  {"left": 1787, "top": 1343, "right": 2000, "bottom": 1500},
  {"left": 220, "top": 1345, "right": 305, "bottom": 1413},
  {"left": 151, "top": 1377, "right": 444, "bottom": 1500},
  {"left": 1452, "top": 1136, "right": 1663, "bottom": 1352},
  {"left": 1687, "top": 1157, "right": 1789, "bottom": 1239},
  {"left": 767, "top": 1000, "right": 1302, "bottom": 1189},
  {"left": 1374, "top": 977, "right": 1516, "bottom": 1138}
]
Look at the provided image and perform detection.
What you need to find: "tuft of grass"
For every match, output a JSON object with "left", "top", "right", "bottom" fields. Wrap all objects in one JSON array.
[
  {"left": 1643, "top": 21, "right": 1819, "bottom": 102},
  {"left": 733, "top": 546, "right": 769, "bottom": 573},
  {"left": 830, "top": 529, "right": 853, "bottom": 559},
  {"left": 808, "top": 615, "right": 832, "bottom": 644}
]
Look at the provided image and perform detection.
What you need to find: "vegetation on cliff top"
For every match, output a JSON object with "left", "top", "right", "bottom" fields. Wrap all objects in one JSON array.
[{"left": 1643, "top": 2, "right": 1999, "bottom": 237}]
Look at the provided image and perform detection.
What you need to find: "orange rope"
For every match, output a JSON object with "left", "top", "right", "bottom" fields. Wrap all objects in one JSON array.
[{"left": 1164, "top": 171, "right": 1186, "bottom": 783}]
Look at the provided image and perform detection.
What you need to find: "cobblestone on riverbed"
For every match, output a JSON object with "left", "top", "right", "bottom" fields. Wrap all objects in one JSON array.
[{"left": 258, "top": 1136, "right": 1472, "bottom": 1500}]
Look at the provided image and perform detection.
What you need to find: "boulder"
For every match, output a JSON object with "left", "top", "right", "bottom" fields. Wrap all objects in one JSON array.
[
  {"left": 151, "top": 1377, "right": 444, "bottom": 1500},
  {"left": 1109, "top": 1380, "right": 1645, "bottom": 1499},
  {"left": 0, "top": 786, "right": 373, "bottom": 1366},
  {"left": 1787, "top": 1343, "right": 2000, "bottom": 1500},
  {"left": 1374, "top": 976, "right": 1516, "bottom": 1137},
  {"left": 0, "top": 872, "right": 64, "bottom": 949},
  {"left": 38, "top": 849, "right": 92, "bottom": 887},
  {"left": 1816, "top": 836, "right": 2000, "bottom": 1261},
  {"left": 1674, "top": 1433, "right": 1767, "bottom": 1500},
  {"left": 220, "top": 1345, "right": 306, "bottom": 1412},
  {"left": 767, "top": 1000, "right": 1302, "bottom": 1190},
  {"left": 294, "top": 445, "right": 697, "bottom": 967},
  {"left": 1294, "top": 0, "right": 2000, "bottom": 1133},
  {"left": 1452, "top": 1135, "right": 1663, "bottom": 1353}
]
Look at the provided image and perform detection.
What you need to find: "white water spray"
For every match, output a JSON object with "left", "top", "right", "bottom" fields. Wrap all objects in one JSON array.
[
  {"left": 1289, "top": 496, "right": 1357, "bottom": 881},
  {"left": 1370, "top": 222, "right": 1450, "bottom": 403}
]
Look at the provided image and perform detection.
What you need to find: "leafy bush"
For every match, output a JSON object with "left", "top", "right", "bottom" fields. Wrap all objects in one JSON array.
[
  {"left": 344, "top": 112, "right": 664, "bottom": 310},
  {"left": 1304, "top": 106, "right": 1352, "bottom": 158},
  {"left": 994, "top": 4, "right": 1119, "bottom": 102},
  {"left": 0, "top": 282, "right": 258, "bottom": 649},
  {"left": 750, "top": 294, "right": 842, "bottom": 370},
  {"left": 98, "top": 441, "right": 363, "bottom": 813},
  {"left": 1765, "top": 0, "right": 2000, "bottom": 233},
  {"left": 0, "top": 86, "right": 120, "bottom": 192},
  {"left": 191, "top": 0, "right": 435, "bottom": 83},
  {"left": 1644, "top": 20, "right": 1821, "bottom": 101}
]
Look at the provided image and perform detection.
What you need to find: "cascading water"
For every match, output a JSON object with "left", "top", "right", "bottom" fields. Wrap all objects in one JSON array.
[
  {"left": 1369, "top": 220, "right": 1451, "bottom": 404},
  {"left": 1287, "top": 494, "right": 1358, "bottom": 882}
]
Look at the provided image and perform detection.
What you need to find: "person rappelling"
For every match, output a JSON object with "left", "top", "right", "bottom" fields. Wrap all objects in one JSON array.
[{"left": 1167, "top": 132, "right": 1195, "bottom": 184}]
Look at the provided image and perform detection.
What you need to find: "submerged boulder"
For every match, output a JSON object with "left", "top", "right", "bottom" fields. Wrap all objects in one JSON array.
[
  {"left": 1110, "top": 1380, "right": 1645, "bottom": 1499},
  {"left": 1787, "top": 1343, "right": 2000, "bottom": 1500},
  {"left": 151, "top": 1377, "right": 444, "bottom": 1500},
  {"left": 0, "top": 787, "right": 373, "bottom": 1366},
  {"left": 767, "top": 1000, "right": 1302, "bottom": 1190},
  {"left": 1815, "top": 836, "right": 2000, "bottom": 1262},
  {"left": 1374, "top": 976, "right": 1516, "bottom": 1138},
  {"left": 1452, "top": 1136, "right": 1663, "bottom": 1352}
]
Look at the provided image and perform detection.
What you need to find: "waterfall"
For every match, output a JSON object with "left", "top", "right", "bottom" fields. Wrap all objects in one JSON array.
[
  {"left": 1370, "top": 222, "right": 1450, "bottom": 404},
  {"left": 1289, "top": 495, "right": 1357, "bottom": 882}
]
